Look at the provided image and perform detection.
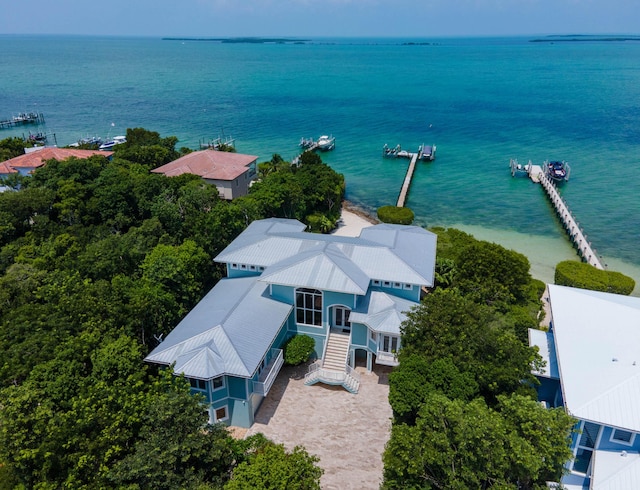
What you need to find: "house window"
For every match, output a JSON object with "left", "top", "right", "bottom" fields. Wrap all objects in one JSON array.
[
  {"left": 240, "top": 264, "right": 247, "bottom": 270},
  {"left": 379, "top": 334, "right": 399, "bottom": 354},
  {"left": 572, "top": 421, "right": 601, "bottom": 474},
  {"left": 212, "top": 376, "right": 224, "bottom": 391},
  {"left": 258, "top": 266, "right": 265, "bottom": 272},
  {"left": 295, "top": 288, "right": 322, "bottom": 326},
  {"left": 249, "top": 265, "right": 256, "bottom": 271},
  {"left": 403, "top": 283, "right": 412, "bottom": 290},
  {"left": 214, "top": 406, "right": 228, "bottom": 422},
  {"left": 393, "top": 282, "right": 401, "bottom": 289},
  {"left": 383, "top": 281, "right": 391, "bottom": 287},
  {"left": 189, "top": 378, "right": 207, "bottom": 390},
  {"left": 370, "top": 330, "right": 377, "bottom": 342},
  {"left": 611, "top": 429, "right": 635, "bottom": 446},
  {"left": 231, "top": 263, "right": 238, "bottom": 269},
  {"left": 372, "top": 280, "right": 381, "bottom": 286}
]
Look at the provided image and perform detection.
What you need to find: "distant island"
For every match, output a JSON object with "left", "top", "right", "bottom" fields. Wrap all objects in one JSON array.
[
  {"left": 530, "top": 34, "right": 640, "bottom": 43},
  {"left": 163, "top": 37, "right": 310, "bottom": 44}
]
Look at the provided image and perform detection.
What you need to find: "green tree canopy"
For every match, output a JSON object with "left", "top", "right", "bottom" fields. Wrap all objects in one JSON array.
[
  {"left": 226, "top": 440, "right": 323, "bottom": 490},
  {"left": 383, "top": 393, "right": 574, "bottom": 490}
]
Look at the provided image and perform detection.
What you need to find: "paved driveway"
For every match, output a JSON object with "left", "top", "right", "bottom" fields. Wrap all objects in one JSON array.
[{"left": 246, "top": 363, "right": 393, "bottom": 489}]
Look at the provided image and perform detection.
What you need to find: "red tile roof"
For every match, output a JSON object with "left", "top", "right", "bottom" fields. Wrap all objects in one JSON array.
[
  {"left": 3, "top": 147, "right": 114, "bottom": 170},
  {"left": 0, "top": 161, "right": 18, "bottom": 174},
  {"left": 152, "top": 150, "right": 258, "bottom": 181}
]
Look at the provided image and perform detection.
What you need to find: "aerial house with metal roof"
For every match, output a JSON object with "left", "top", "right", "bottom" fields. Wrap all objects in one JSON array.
[
  {"left": 145, "top": 217, "right": 437, "bottom": 428},
  {"left": 529, "top": 285, "right": 640, "bottom": 489}
]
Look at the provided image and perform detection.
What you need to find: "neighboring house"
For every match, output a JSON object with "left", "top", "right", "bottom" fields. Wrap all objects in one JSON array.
[
  {"left": 0, "top": 160, "right": 16, "bottom": 181},
  {"left": 0, "top": 147, "right": 114, "bottom": 176},
  {"left": 145, "top": 217, "right": 437, "bottom": 427},
  {"left": 151, "top": 150, "right": 258, "bottom": 200},
  {"left": 530, "top": 284, "right": 640, "bottom": 489}
]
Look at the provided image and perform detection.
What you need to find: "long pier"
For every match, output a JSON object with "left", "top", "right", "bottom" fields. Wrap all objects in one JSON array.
[
  {"left": 527, "top": 165, "right": 604, "bottom": 269},
  {"left": 0, "top": 112, "right": 45, "bottom": 129},
  {"left": 396, "top": 153, "right": 418, "bottom": 207}
]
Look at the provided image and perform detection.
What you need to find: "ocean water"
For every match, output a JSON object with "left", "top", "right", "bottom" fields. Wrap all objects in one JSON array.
[{"left": 1, "top": 35, "right": 640, "bottom": 290}]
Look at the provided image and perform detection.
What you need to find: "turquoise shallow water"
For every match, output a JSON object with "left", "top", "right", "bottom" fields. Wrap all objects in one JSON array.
[{"left": 1, "top": 35, "right": 640, "bottom": 288}]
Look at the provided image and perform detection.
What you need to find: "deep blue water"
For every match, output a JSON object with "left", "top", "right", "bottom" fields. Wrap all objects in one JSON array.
[{"left": 1, "top": 35, "right": 639, "bottom": 285}]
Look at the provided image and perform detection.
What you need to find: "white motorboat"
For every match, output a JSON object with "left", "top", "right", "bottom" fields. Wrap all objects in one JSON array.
[
  {"left": 316, "top": 135, "right": 335, "bottom": 151},
  {"left": 99, "top": 135, "right": 126, "bottom": 151}
]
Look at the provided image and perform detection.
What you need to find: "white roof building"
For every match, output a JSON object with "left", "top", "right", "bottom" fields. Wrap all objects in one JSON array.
[{"left": 530, "top": 284, "right": 640, "bottom": 489}]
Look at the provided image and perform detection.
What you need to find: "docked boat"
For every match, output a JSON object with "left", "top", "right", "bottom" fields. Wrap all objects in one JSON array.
[
  {"left": 99, "top": 135, "right": 126, "bottom": 151},
  {"left": 316, "top": 135, "right": 335, "bottom": 151},
  {"left": 383, "top": 144, "right": 401, "bottom": 158},
  {"left": 70, "top": 135, "right": 102, "bottom": 147},
  {"left": 545, "top": 160, "right": 570, "bottom": 182},
  {"left": 418, "top": 144, "right": 436, "bottom": 161}
]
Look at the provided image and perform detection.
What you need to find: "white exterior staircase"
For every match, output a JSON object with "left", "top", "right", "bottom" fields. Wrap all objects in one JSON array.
[{"left": 304, "top": 330, "right": 360, "bottom": 393}]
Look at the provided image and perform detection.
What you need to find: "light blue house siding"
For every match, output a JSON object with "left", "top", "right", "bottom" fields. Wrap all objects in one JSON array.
[
  {"left": 372, "top": 283, "right": 420, "bottom": 302},
  {"left": 146, "top": 218, "right": 437, "bottom": 428}
]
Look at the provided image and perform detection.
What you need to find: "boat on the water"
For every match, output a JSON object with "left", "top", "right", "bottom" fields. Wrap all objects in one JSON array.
[
  {"left": 99, "top": 135, "right": 126, "bottom": 151},
  {"left": 316, "top": 135, "right": 335, "bottom": 151},
  {"left": 70, "top": 135, "right": 102, "bottom": 147},
  {"left": 545, "top": 160, "right": 570, "bottom": 182},
  {"left": 418, "top": 144, "right": 436, "bottom": 161}
]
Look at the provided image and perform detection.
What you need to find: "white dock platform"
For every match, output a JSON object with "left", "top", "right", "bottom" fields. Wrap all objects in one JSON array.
[{"left": 527, "top": 166, "right": 604, "bottom": 270}]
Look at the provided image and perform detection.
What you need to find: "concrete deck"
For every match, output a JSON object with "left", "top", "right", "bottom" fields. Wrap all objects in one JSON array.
[{"left": 246, "top": 362, "right": 393, "bottom": 489}]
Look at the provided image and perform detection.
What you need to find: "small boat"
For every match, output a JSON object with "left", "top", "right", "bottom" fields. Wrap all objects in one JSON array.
[
  {"left": 418, "top": 144, "right": 436, "bottom": 161},
  {"left": 316, "top": 135, "right": 335, "bottom": 151},
  {"left": 383, "top": 144, "right": 401, "bottom": 158},
  {"left": 99, "top": 135, "right": 126, "bottom": 151},
  {"left": 27, "top": 131, "right": 47, "bottom": 143},
  {"left": 396, "top": 150, "right": 410, "bottom": 158},
  {"left": 545, "top": 160, "right": 570, "bottom": 182}
]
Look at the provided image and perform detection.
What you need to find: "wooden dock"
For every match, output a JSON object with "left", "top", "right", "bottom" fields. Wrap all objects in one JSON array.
[
  {"left": 396, "top": 152, "right": 418, "bottom": 207},
  {"left": 527, "top": 166, "right": 604, "bottom": 269},
  {"left": 0, "top": 112, "right": 45, "bottom": 129}
]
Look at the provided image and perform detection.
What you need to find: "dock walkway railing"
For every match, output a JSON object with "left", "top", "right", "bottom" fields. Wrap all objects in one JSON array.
[{"left": 535, "top": 170, "right": 604, "bottom": 270}]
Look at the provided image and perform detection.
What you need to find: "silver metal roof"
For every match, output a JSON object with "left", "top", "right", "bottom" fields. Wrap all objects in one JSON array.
[
  {"left": 548, "top": 284, "right": 640, "bottom": 432},
  {"left": 592, "top": 449, "right": 640, "bottom": 490},
  {"left": 259, "top": 243, "right": 370, "bottom": 294},
  {"left": 216, "top": 218, "right": 437, "bottom": 288},
  {"left": 350, "top": 290, "right": 417, "bottom": 334},
  {"left": 145, "top": 276, "right": 292, "bottom": 379}
]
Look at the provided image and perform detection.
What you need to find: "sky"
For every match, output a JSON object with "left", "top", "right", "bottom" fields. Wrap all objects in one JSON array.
[{"left": 0, "top": 0, "right": 637, "bottom": 38}]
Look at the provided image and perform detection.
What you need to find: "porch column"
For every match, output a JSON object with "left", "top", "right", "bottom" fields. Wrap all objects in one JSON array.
[{"left": 366, "top": 351, "right": 372, "bottom": 373}]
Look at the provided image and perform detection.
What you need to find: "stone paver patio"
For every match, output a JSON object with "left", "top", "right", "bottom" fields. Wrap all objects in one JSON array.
[{"left": 245, "top": 362, "right": 393, "bottom": 489}]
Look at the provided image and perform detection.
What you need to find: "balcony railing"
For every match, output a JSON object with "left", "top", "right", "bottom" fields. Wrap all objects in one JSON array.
[
  {"left": 253, "top": 348, "right": 284, "bottom": 397},
  {"left": 375, "top": 351, "right": 399, "bottom": 366}
]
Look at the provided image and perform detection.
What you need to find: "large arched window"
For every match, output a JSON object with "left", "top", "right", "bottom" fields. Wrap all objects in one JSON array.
[{"left": 295, "top": 288, "right": 323, "bottom": 326}]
